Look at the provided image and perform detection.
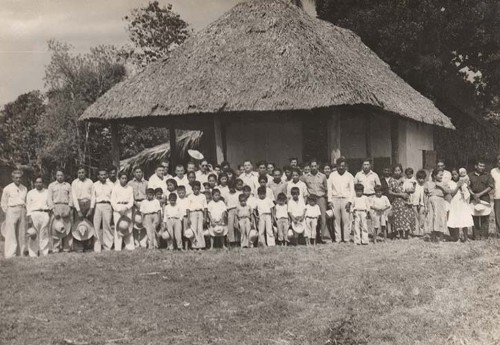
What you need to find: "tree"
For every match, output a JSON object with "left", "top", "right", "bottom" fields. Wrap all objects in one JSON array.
[
  {"left": 0, "top": 91, "right": 45, "bottom": 168},
  {"left": 123, "top": 1, "right": 191, "bottom": 67}
]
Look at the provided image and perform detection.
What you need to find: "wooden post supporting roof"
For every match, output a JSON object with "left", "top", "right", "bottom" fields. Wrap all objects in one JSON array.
[
  {"left": 390, "top": 117, "right": 399, "bottom": 165},
  {"left": 169, "top": 127, "right": 177, "bottom": 175},
  {"left": 327, "top": 111, "right": 341, "bottom": 165},
  {"left": 213, "top": 114, "right": 225, "bottom": 164},
  {"left": 110, "top": 122, "right": 120, "bottom": 172}
]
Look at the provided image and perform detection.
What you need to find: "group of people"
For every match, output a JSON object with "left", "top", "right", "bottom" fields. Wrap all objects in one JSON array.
[{"left": 2, "top": 154, "right": 500, "bottom": 259}]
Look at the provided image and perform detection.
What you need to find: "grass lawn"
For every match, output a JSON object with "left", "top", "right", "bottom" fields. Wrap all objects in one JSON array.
[{"left": 1, "top": 238, "right": 500, "bottom": 345}]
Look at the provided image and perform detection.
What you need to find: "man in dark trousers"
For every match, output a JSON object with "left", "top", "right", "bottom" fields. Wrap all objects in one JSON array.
[{"left": 469, "top": 159, "right": 493, "bottom": 240}]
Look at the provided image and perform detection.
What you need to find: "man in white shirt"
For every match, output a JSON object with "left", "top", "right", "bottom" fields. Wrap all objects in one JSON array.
[
  {"left": 173, "top": 164, "right": 192, "bottom": 195},
  {"left": 91, "top": 168, "right": 114, "bottom": 252},
  {"left": 148, "top": 165, "right": 169, "bottom": 196},
  {"left": 26, "top": 177, "right": 51, "bottom": 257},
  {"left": 437, "top": 159, "right": 452, "bottom": 185},
  {"left": 354, "top": 160, "right": 381, "bottom": 234},
  {"left": 111, "top": 173, "right": 135, "bottom": 251},
  {"left": 1, "top": 170, "right": 28, "bottom": 258},
  {"left": 327, "top": 158, "right": 355, "bottom": 243},
  {"left": 52, "top": 170, "right": 76, "bottom": 252},
  {"left": 195, "top": 159, "right": 211, "bottom": 185},
  {"left": 491, "top": 155, "right": 500, "bottom": 235},
  {"left": 71, "top": 167, "right": 93, "bottom": 219},
  {"left": 239, "top": 160, "right": 259, "bottom": 195}
]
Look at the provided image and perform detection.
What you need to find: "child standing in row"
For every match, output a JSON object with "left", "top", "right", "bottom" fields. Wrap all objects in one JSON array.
[
  {"left": 139, "top": 188, "right": 162, "bottom": 249},
  {"left": 236, "top": 194, "right": 254, "bottom": 248},
  {"left": 225, "top": 181, "right": 241, "bottom": 246},
  {"left": 288, "top": 187, "right": 306, "bottom": 241},
  {"left": 176, "top": 185, "right": 191, "bottom": 249},
  {"left": 351, "top": 184, "right": 370, "bottom": 245},
  {"left": 255, "top": 186, "right": 276, "bottom": 247},
  {"left": 304, "top": 195, "right": 321, "bottom": 246},
  {"left": 187, "top": 181, "right": 207, "bottom": 250},
  {"left": 207, "top": 189, "right": 228, "bottom": 250},
  {"left": 370, "top": 185, "right": 391, "bottom": 243},
  {"left": 412, "top": 170, "right": 427, "bottom": 236},
  {"left": 163, "top": 193, "right": 183, "bottom": 250},
  {"left": 275, "top": 193, "right": 289, "bottom": 246}
]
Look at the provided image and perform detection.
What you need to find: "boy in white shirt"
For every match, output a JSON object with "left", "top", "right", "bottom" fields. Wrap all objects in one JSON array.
[
  {"left": 288, "top": 187, "right": 306, "bottom": 241},
  {"left": 257, "top": 175, "right": 274, "bottom": 201},
  {"left": 351, "top": 184, "right": 371, "bottom": 245},
  {"left": 187, "top": 181, "right": 207, "bottom": 250},
  {"left": 255, "top": 186, "right": 276, "bottom": 247},
  {"left": 242, "top": 185, "right": 258, "bottom": 210},
  {"left": 286, "top": 168, "right": 308, "bottom": 201},
  {"left": 163, "top": 193, "right": 183, "bottom": 250},
  {"left": 139, "top": 188, "right": 162, "bottom": 249},
  {"left": 370, "top": 185, "right": 391, "bottom": 243},
  {"left": 236, "top": 194, "right": 254, "bottom": 248},
  {"left": 412, "top": 170, "right": 427, "bottom": 236},
  {"left": 225, "top": 181, "right": 241, "bottom": 246},
  {"left": 275, "top": 193, "right": 289, "bottom": 246},
  {"left": 305, "top": 194, "right": 321, "bottom": 246},
  {"left": 176, "top": 186, "right": 191, "bottom": 249},
  {"left": 207, "top": 189, "right": 228, "bottom": 250}
]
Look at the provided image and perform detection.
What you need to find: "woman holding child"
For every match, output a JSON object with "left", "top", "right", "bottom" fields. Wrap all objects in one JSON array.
[
  {"left": 388, "top": 164, "right": 415, "bottom": 239},
  {"left": 425, "top": 169, "right": 451, "bottom": 242},
  {"left": 447, "top": 168, "right": 473, "bottom": 242}
]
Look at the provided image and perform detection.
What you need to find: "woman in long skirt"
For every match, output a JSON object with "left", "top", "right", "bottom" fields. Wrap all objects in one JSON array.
[
  {"left": 447, "top": 168, "right": 473, "bottom": 242},
  {"left": 388, "top": 164, "right": 415, "bottom": 239},
  {"left": 425, "top": 169, "right": 450, "bottom": 242}
]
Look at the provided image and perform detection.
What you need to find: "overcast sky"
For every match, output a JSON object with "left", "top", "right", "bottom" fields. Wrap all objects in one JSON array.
[{"left": 0, "top": 0, "right": 315, "bottom": 107}]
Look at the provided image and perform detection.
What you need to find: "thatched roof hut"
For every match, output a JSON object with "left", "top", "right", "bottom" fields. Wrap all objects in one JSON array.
[{"left": 81, "top": 0, "right": 454, "bottom": 171}]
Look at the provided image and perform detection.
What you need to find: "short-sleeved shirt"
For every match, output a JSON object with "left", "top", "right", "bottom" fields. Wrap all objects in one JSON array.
[
  {"left": 303, "top": 172, "right": 328, "bottom": 197},
  {"left": 164, "top": 204, "right": 183, "bottom": 220},
  {"left": 353, "top": 170, "right": 380, "bottom": 195},
  {"left": 268, "top": 180, "right": 287, "bottom": 201},
  {"left": 188, "top": 193, "right": 207, "bottom": 211},
  {"left": 255, "top": 197, "right": 274, "bottom": 214},
  {"left": 352, "top": 195, "right": 370, "bottom": 211},
  {"left": 286, "top": 180, "right": 308, "bottom": 200},
  {"left": 128, "top": 178, "right": 148, "bottom": 201},
  {"left": 288, "top": 198, "right": 306, "bottom": 218},
  {"left": 275, "top": 204, "right": 288, "bottom": 219},
  {"left": 236, "top": 205, "right": 252, "bottom": 218},
  {"left": 371, "top": 195, "right": 391, "bottom": 211},
  {"left": 468, "top": 172, "right": 494, "bottom": 202},
  {"left": 177, "top": 197, "right": 189, "bottom": 217},
  {"left": 305, "top": 204, "right": 321, "bottom": 218},
  {"left": 246, "top": 196, "right": 258, "bottom": 211},
  {"left": 225, "top": 191, "right": 241, "bottom": 209},
  {"left": 140, "top": 199, "right": 161, "bottom": 214},
  {"left": 208, "top": 200, "right": 227, "bottom": 221},
  {"left": 490, "top": 168, "right": 500, "bottom": 200}
]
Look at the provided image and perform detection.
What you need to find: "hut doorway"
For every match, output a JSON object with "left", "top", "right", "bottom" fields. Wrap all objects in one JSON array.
[{"left": 302, "top": 115, "right": 328, "bottom": 164}]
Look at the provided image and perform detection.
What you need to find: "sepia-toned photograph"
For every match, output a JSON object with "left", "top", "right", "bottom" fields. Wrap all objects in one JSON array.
[{"left": 1, "top": 0, "right": 499, "bottom": 344}]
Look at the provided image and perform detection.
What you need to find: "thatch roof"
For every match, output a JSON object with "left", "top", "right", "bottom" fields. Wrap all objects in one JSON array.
[
  {"left": 80, "top": 0, "right": 453, "bottom": 129},
  {"left": 120, "top": 130, "right": 202, "bottom": 175}
]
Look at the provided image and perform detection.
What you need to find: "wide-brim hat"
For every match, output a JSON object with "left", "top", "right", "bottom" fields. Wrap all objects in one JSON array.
[
  {"left": 471, "top": 200, "right": 492, "bottom": 216},
  {"left": 116, "top": 215, "right": 133, "bottom": 237},
  {"left": 287, "top": 228, "right": 295, "bottom": 241},
  {"left": 161, "top": 230, "right": 171, "bottom": 240},
  {"left": 188, "top": 149, "right": 204, "bottom": 161},
  {"left": 249, "top": 229, "right": 258, "bottom": 242},
  {"left": 184, "top": 228, "right": 195, "bottom": 240},
  {"left": 211, "top": 225, "right": 227, "bottom": 236},
  {"left": 292, "top": 221, "right": 304, "bottom": 235},
  {"left": 27, "top": 227, "right": 37, "bottom": 239},
  {"left": 51, "top": 218, "right": 70, "bottom": 239},
  {"left": 72, "top": 219, "right": 94, "bottom": 241},
  {"left": 134, "top": 214, "right": 143, "bottom": 228},
  {"left": 326, "top": 209, "right": 334, "bottom": 219}
]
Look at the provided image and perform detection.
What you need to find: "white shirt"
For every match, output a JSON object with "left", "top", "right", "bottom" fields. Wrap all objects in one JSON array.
[
  {"left": 442, "top": 170, "right": 452, "bottom": 185},
  {"left": 164, "top": 204, "right": 183, "bottom": 220},
  {"left": 91, "top": 181, "right": 114, "bottom": 208},
  {"left": 208, "top": 200, "right": 227, "bottom": 221},
  {"left": 139, "top": 199, "right": 161, "bottom": 214},
  {"left": 26, "top": 188, "right": 49, "bottom": 216},
  {"left": 491, "top": 168, "right": 500, "bottom": 200},
  {"left": 71, "top": 178, "right": 93, "bottom": 211},
  {"left": 188, "top": 193, "right": 207, "bottom": 211},
  {"left": 111, "top": 184, "right": 134, "bottom": 212},
  {"left": 371, "top": 195, "right": 391, "bottom": 211},
  {"left": 218, "top": 185, "right": 230, "bottom": 203},
  {"left": 411, "top": 184, "right": 425, "bottom": 206},
  {"left": 327, "top": 171, "right": 355, "bottom": 203},
  {"left": 286, "top": 180, "right": 308, "bottom": 201},
  {"left": 1, "top": 182, "right": 27, "bottom": 212},
  {"left": 195, "top": 170, "right": 210, "bottom": 185},
  {"left": 305, "top": 204, "right": 321, "bottom": 218},
  {"left": 255, "top": 197, "right": 274, "bottom": 214},
  {"left": 177, "top": 197, "right": 190, "bottom": 217},
  {"left": 246, "top": 195, "right": 258, "bottom": 211},
  {"left": 288, "top": 198, "right": 306, "bottom": 218},
  {"left": 275, "top": 204, "right": 289, "bottom": 219},
  {"left": 147, "top": 174, "right": 168, "bottom": 195},
  {"left": 354, "top": 170, "right": 381, "bottom": 195},
  {"left": 239, "top": 172, "right": 259, "bottom": 195},
  {"left": 174, "top": 175, "right": 192, "bottom": 195},
  {"left": 352, "top": 195, "right": 370, "bottom": 211},
  {"left": 225, "top": 191, "right": 241, "bottom": 209}
]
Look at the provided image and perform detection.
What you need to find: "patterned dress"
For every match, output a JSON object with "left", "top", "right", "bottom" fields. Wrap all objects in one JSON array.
[{"left": 388, "top": 177, "right": 415, "bottom": 233}]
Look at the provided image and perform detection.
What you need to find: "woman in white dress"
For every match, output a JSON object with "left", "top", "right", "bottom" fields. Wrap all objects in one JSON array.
[{"left": 447, "top": 169, "right": 473, "bottom": 242}]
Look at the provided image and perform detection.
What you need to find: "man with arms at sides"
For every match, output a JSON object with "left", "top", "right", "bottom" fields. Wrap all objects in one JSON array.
[
  {"left": 26, "top": 177, "right": 51, "bottom": 257},
  {"left": 303, "top": 159, "right": 329, "bottom": 242}
]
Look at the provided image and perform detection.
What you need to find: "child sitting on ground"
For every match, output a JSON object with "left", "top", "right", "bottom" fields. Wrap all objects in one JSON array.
[
  {"left": 351, "top": 183, "right": 370, "bottom": 245},
  {"left": 275, "top": 193, "right": 289, "bottom": 246},
  {"left": 236, "top": 194, "right": 254, "bottom": 248},
  {"left": 370, "top": 185, "right": 391, "bottom": 243},
  {"left": 255, "top": 186, "right": 276, "bottom": 247},
  {"left": 304, "top": 194, "right": 321, "bottom": 246},
  {"left": 207, "top": 188, "right": 228, "bottom": 250}
]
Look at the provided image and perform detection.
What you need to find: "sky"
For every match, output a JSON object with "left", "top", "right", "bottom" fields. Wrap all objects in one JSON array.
[{"left": 0, "top": 0, "right": 315, "bottom": 107}]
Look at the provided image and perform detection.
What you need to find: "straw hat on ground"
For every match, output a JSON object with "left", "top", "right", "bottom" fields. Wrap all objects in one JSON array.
[{"left": 471, "top": 200, "right": 492, "bottom": 216}]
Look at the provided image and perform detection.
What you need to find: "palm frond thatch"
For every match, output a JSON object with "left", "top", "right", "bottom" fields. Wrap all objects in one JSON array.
[
  {"left": 80, "top": 0, "right": 453, "bottom": 129},
  {"left": 120, "top": 130, "right": 203, "bottom": 176}
]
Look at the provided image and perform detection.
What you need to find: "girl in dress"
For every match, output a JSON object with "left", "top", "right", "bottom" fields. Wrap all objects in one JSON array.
[
  {"left": 425, "top": 169, "right": 450, "bottom": 242},
  {"left": 447, "top": 168, "right": 473, "bottom": 242}
]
